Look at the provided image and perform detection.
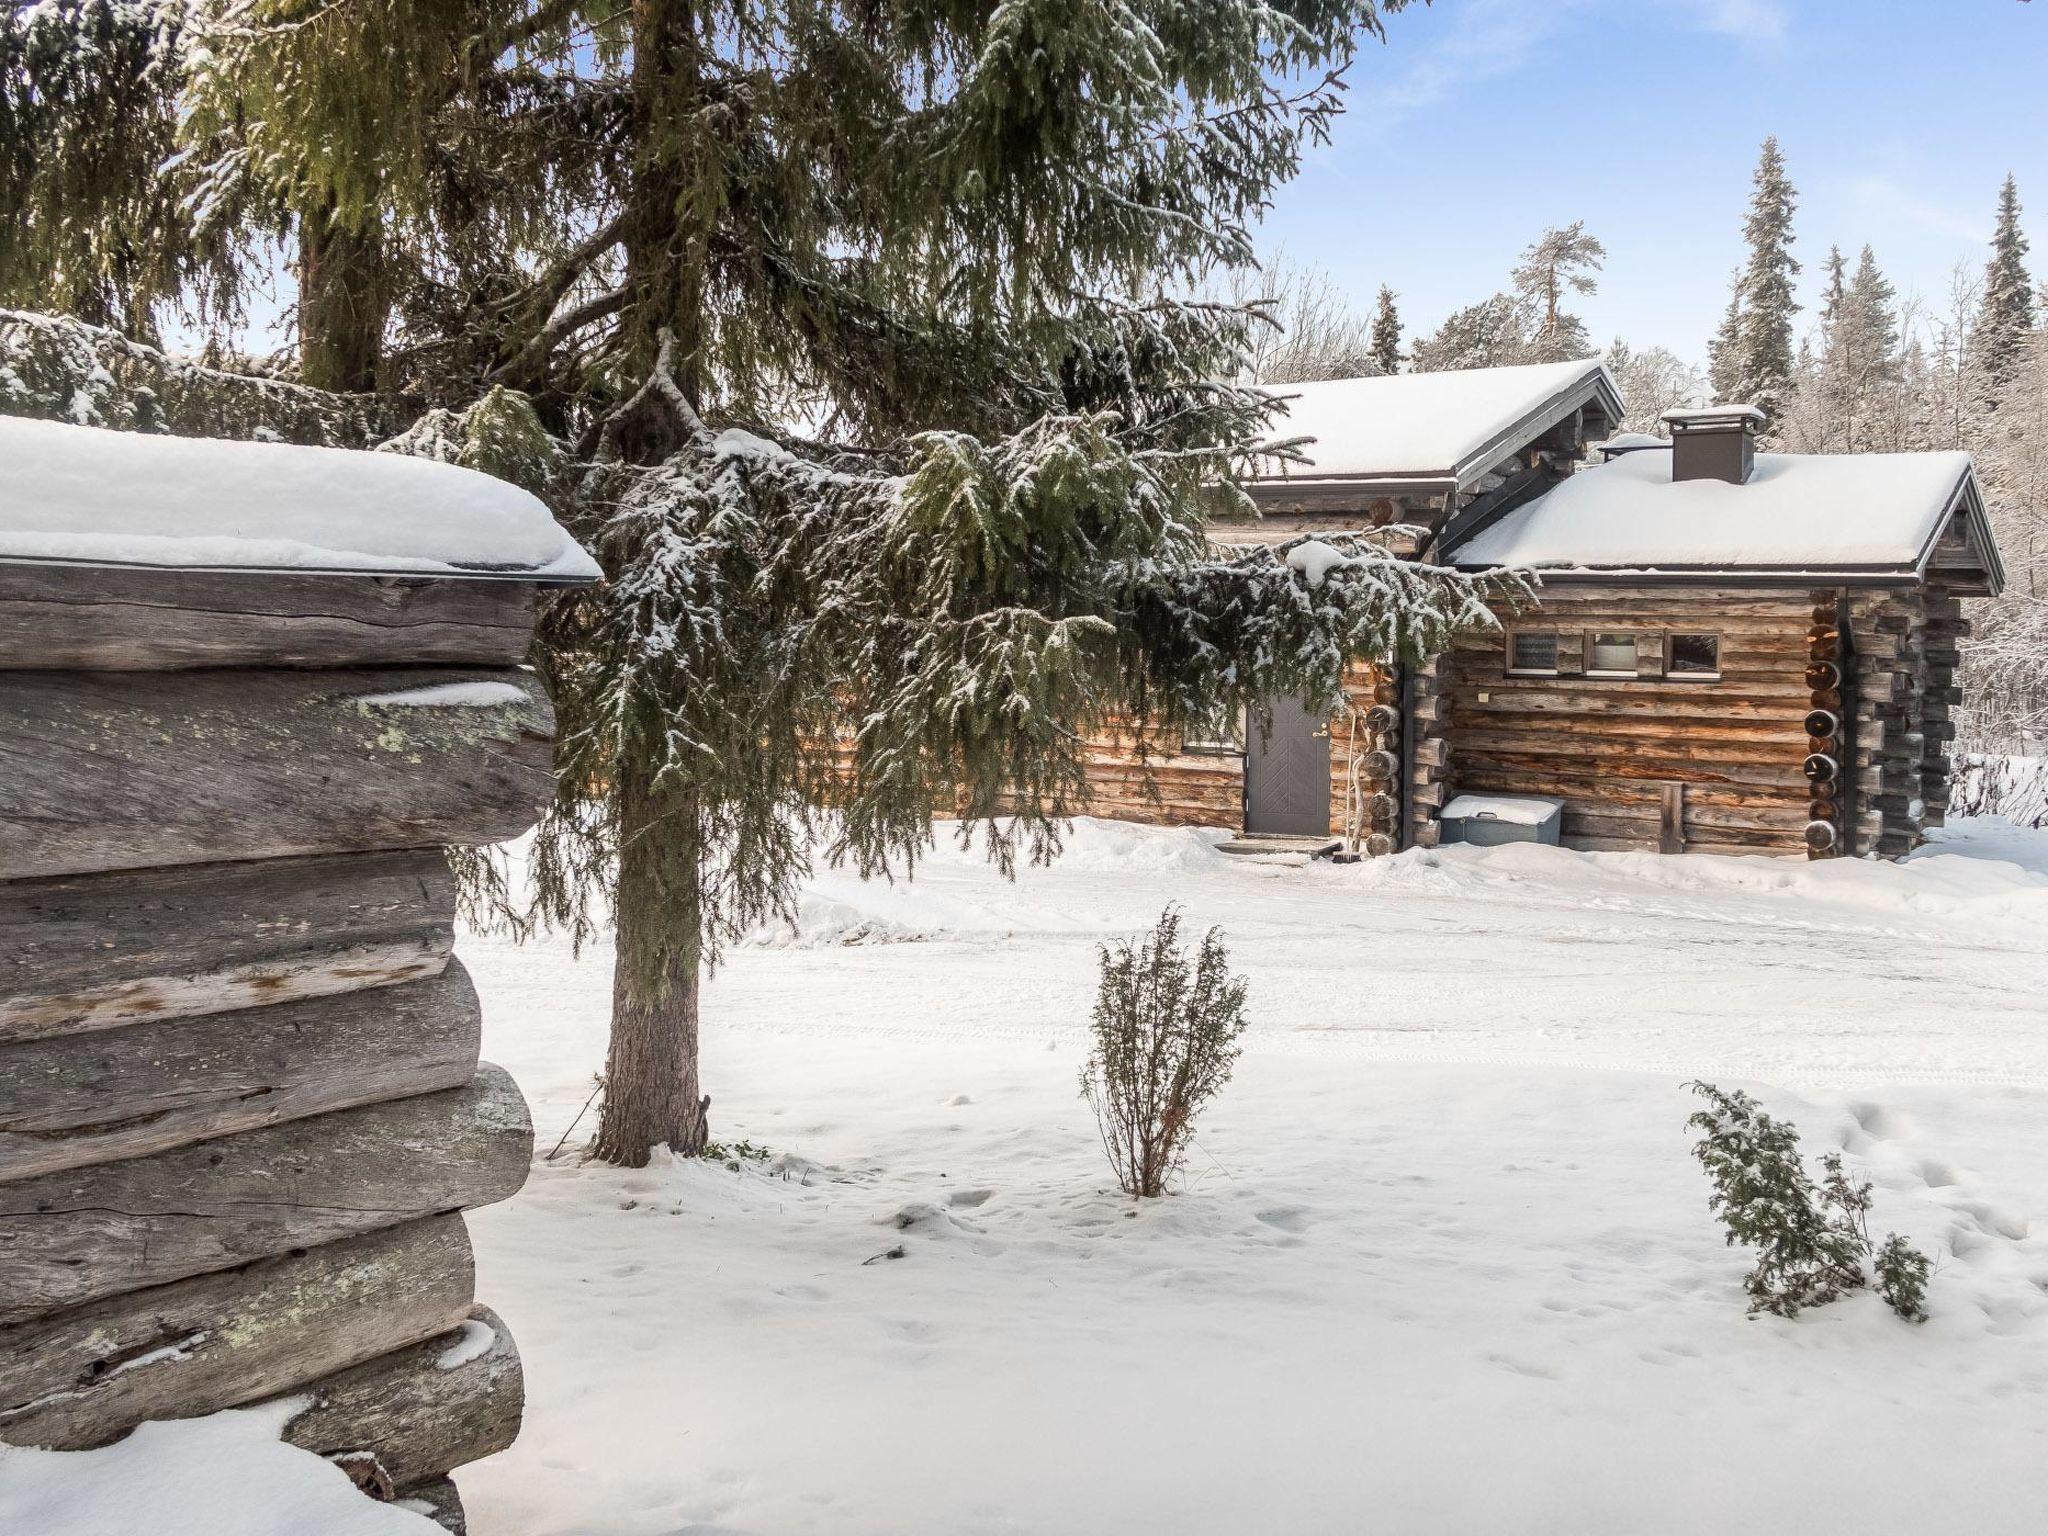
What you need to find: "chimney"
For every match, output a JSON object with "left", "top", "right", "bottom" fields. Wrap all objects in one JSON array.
[{"left": 1661, "top": 404, "right": 1763, "bottom": 485}]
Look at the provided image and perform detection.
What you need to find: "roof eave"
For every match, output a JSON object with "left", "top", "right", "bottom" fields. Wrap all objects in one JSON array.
[
  {"left": 1451, "top": 562, "right": 1930, "bottom": 589},
  {"left": 1246, "top": 360, "right": 1626, "bottom": 498},
  {"left": 1444, "top": 364, "right": 1626, "bottom": 491}
]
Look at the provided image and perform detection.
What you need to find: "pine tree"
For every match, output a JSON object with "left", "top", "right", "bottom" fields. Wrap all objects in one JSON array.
[
  {"left": 1510, "top": 221, "right": 1605, "bottom": 362},
  {"left": 1976, "top": 174, "right": 2035, "bottom": 387},
  {"left": 1369, "top": 284, "right": 1402, "bottom": 375},
  {"left": 151, "top": 0, "right": 1507, "bottom": 1167},
  {"left": 1726, "top": 135, "right": 1801, "bottom": 416}
]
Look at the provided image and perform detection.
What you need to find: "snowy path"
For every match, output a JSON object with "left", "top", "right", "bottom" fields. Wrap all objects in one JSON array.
[{"left": 461, "top": 821, "right": 2048, "bottom": 1536}]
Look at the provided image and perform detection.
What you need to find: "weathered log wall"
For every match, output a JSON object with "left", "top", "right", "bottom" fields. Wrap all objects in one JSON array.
[
  {"left": 0, "top": 567, "right": 536, "bottom": 672},
  {"left": 1443, "top": 586, "right": 1815, "bottom": 855},
  {"left": 0, "top": 667, "right": 554, "bottom": 879},
  {"left": 1845, "top": 582, "right": 1965, "bottom": 857},
  {"left": 0, "top": 562, "right": 559, "bottom": 1528}
]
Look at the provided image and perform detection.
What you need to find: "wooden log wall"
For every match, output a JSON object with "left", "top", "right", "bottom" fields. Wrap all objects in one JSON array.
[
  {"left": 1442, "top": 586, "right": 1817, "bottom": 855},
  {"left": 1803, "top": 593, "right": 1849, "bottom": 859},
  {"left": 0, "top": 568, "right": 554, "bottom": 1531},
  {"left": 1067, "top": 717, "right": 1245, "bottom": 830},
  {"left": 1844, "top": 582, "right": 1963, "bottom": 857},
  {"left": 1327, "top": 662, "right": 1401, "bottom": 856}
]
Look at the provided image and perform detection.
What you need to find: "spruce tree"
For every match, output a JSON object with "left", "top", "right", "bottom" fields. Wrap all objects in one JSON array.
[
  {"left": 0, "top": 2, "right": 227, "bottom": 336},
  {"left": 144, "top": 0, "right": 1508, "bottom": 1167},
  {"left": 1727, "top": 135, "right": 1800, "bottom": 417},
  {"left": 1976, "top": 174, "right": 2035, "bottom": 387},
  {"left": 1369, "top": 284, "right": 1403, "bottom": 374}
]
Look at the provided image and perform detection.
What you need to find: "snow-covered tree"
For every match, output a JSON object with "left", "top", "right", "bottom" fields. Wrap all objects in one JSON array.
[
  {"left": 1780, "top": 245, "right": 1903, "bottom": 454},
  {"left": 123, "top": 0, "right": 1517, "bottom": 1167},
  {"left": 1369, "top": 284, "right": 1403, "bottom": 375},
  {"left": 1974, "top": 174, "right": 2035, "bottom": 391},
  {"left": 1716, "top": 136, "right": 1801, "bottom": 418},
  {"left": 1603, "top": 338, "right": 1704, "bottom": 434},
  {"left": 1511, "top": 221, "right": 1605, "bottom": 362},
  {"left": 1707, "top": 276, "right": 1743, "bottom": 403},
  {"left": 1409, "top": 292, "right": 1528, "bottom": 373},
  {"left": 1410, "top": 222, "right": 1604, "bottom": 372}
]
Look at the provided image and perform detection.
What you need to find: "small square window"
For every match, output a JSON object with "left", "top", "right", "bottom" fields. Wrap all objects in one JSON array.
[
  {"left": 1588, "top": 631, "right": 1638, "bottom": 676},
  {"left": 1669, "top": 633, "right": 1721, "bottom": 678},
  {"left": 1182, "top": 703, "right": 1245, "bottom": 755},
  {"left": 1509, "top": 631, "right": 1558, "bottom": 675}
]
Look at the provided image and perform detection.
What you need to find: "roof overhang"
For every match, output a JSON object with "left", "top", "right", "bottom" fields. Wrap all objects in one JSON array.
[{"left": 1246, "top": 362, "right": 1625, "bottom": 507}]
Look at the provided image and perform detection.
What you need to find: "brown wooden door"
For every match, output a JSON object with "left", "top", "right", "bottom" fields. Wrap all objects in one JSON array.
[{"left": 1244, "top": 696, "right": 1331, "bottom": 836}]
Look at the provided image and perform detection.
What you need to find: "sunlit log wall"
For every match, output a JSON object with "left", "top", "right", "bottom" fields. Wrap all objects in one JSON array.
[
  {"left": 1441, "top": 586, "right": 1818, "bottom": 856},
  {"left": 0, "top": 570, "right": 555, "bottom": 1535}
]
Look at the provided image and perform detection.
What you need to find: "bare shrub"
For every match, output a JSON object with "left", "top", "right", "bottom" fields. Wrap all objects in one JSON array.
[{"left": 1081, "top": 907, "right": 1249, "bottom": 1197}]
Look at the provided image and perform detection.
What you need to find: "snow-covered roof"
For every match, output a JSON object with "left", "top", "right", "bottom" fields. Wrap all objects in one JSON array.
[
  {"left": 1448, "top": 446, "right": 2002, "bottom": 587},
  {"left": 1251, "top": 358, "right": 1623, "bottom": 491},
  {"left": 0, "top": 415, "right": 600, "bottom": 582}
]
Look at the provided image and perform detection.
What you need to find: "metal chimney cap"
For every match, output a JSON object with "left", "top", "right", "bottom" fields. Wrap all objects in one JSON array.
[{"left": 1661, "top": 404, "right": 1766, "bottom": 432}]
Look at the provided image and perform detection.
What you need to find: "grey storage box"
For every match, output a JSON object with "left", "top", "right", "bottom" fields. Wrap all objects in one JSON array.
[{"left": 1440, "top": 793, "right": 1564, "bottom": 847}]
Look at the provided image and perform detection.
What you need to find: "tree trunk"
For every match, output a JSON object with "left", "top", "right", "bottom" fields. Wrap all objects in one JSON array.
[
  {"left": 298, "top": 211, "right": 390, "bottom": 395},
  {"left": 591, "top": 762, "right": 709, "bottom": 1165}
]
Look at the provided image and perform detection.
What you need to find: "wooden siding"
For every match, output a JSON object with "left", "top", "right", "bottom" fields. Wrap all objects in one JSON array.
[
  {"left": 1443, "top": 587, "right": 1815, "bottom": 855},
  {"left": 1068, "top": 663, "right": 1395, "bottom": 841},
  {"left": 1072, "top": 720, "right": 1245, "bottom": 829}
]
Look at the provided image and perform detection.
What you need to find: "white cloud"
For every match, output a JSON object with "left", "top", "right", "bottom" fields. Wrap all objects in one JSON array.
[
  {"left": 1841, "top": 174, "right": 1982, "bottom": 243},
  {"left": 1662, "top": 0, "right": 1789, "bottom": 40},
  {"left": 1353, "top": 0, "right": 1591, "bottom": 127}
]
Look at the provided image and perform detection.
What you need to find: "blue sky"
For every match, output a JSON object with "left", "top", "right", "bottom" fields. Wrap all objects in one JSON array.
[{"left": 1257, "top": 0, "right": 2046, "bottom": 363}]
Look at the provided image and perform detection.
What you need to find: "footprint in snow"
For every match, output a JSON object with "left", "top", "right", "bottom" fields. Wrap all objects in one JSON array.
[
  {"left": 1848, "top": 1102, "right": 1914, "bottom": 1143},
  {"left": 1486, "top": 1353, "right": 1559, "bottom": 1380},
  {"left": 1254, "top": 1206, "right": 1312, "bottom": 1234}
]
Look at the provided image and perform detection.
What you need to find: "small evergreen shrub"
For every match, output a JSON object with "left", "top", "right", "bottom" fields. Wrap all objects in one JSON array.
[
  {"left": 1081, "top": 907, "right": 1249, "bottom": 1198},
  {"left": 1688, "top": 1082, "right": 1930, "bottom": 1322}
]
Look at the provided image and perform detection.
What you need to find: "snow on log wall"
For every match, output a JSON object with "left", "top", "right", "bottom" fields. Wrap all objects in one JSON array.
[
  {"left": 0, "top": 567, "right": 557, "bottom": 1535},
  {"left": 1950, "top": 753, "right": 2048, "bottom": 829}
]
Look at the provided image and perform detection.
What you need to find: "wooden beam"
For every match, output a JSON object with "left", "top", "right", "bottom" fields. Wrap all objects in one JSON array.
[
  {"left": 0, "top": 849, "right": 455, "bottom": 1045},
  {"left": 1659, "top": 782, "right": 1685, "bottom": 855},
  {"left": 0, "top": 567, "right": 537, "bottom": 672},
  {"left": 0, "top": 963, "right": 482, "bottom": 1185},
  {"left": 0, "top": 1213, "right": 474, "bottom": 1451},
  {"left": 0, "top": 668, "right": 554, "bottom": 879},
  {"left": 278, "top": 1306, "right": 522, "bottom": 1494},
  {"left": 0, "top": 1063, "right": 528, "bottom": 1324}
]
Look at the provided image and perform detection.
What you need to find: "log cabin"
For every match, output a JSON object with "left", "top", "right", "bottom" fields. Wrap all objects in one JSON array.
[{"left": 1073, "top": 361, "right": 2007, "bottom": 860}]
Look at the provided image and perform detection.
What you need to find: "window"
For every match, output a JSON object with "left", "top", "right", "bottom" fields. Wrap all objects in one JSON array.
[
  {"left": 1181, "top": 702, "right": 1244, "bottom": 755},
  {"left": 1509, "top": 630, "right": 1559, "bottom": 675},
  {"left": 1668, "top": 633, "right": 1721, "bottom": 679},
  {"left": 1588, "top": 631, "right": 1639, "bottom": 677}
]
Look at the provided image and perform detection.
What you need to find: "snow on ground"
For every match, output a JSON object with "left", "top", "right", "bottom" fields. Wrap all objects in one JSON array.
[
  {"left": 0, "top": 1401, "right": 437, "bottom": 1536},
  {"left": 460, "top": 818, "right": 2048, "bottom": 1535}
]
